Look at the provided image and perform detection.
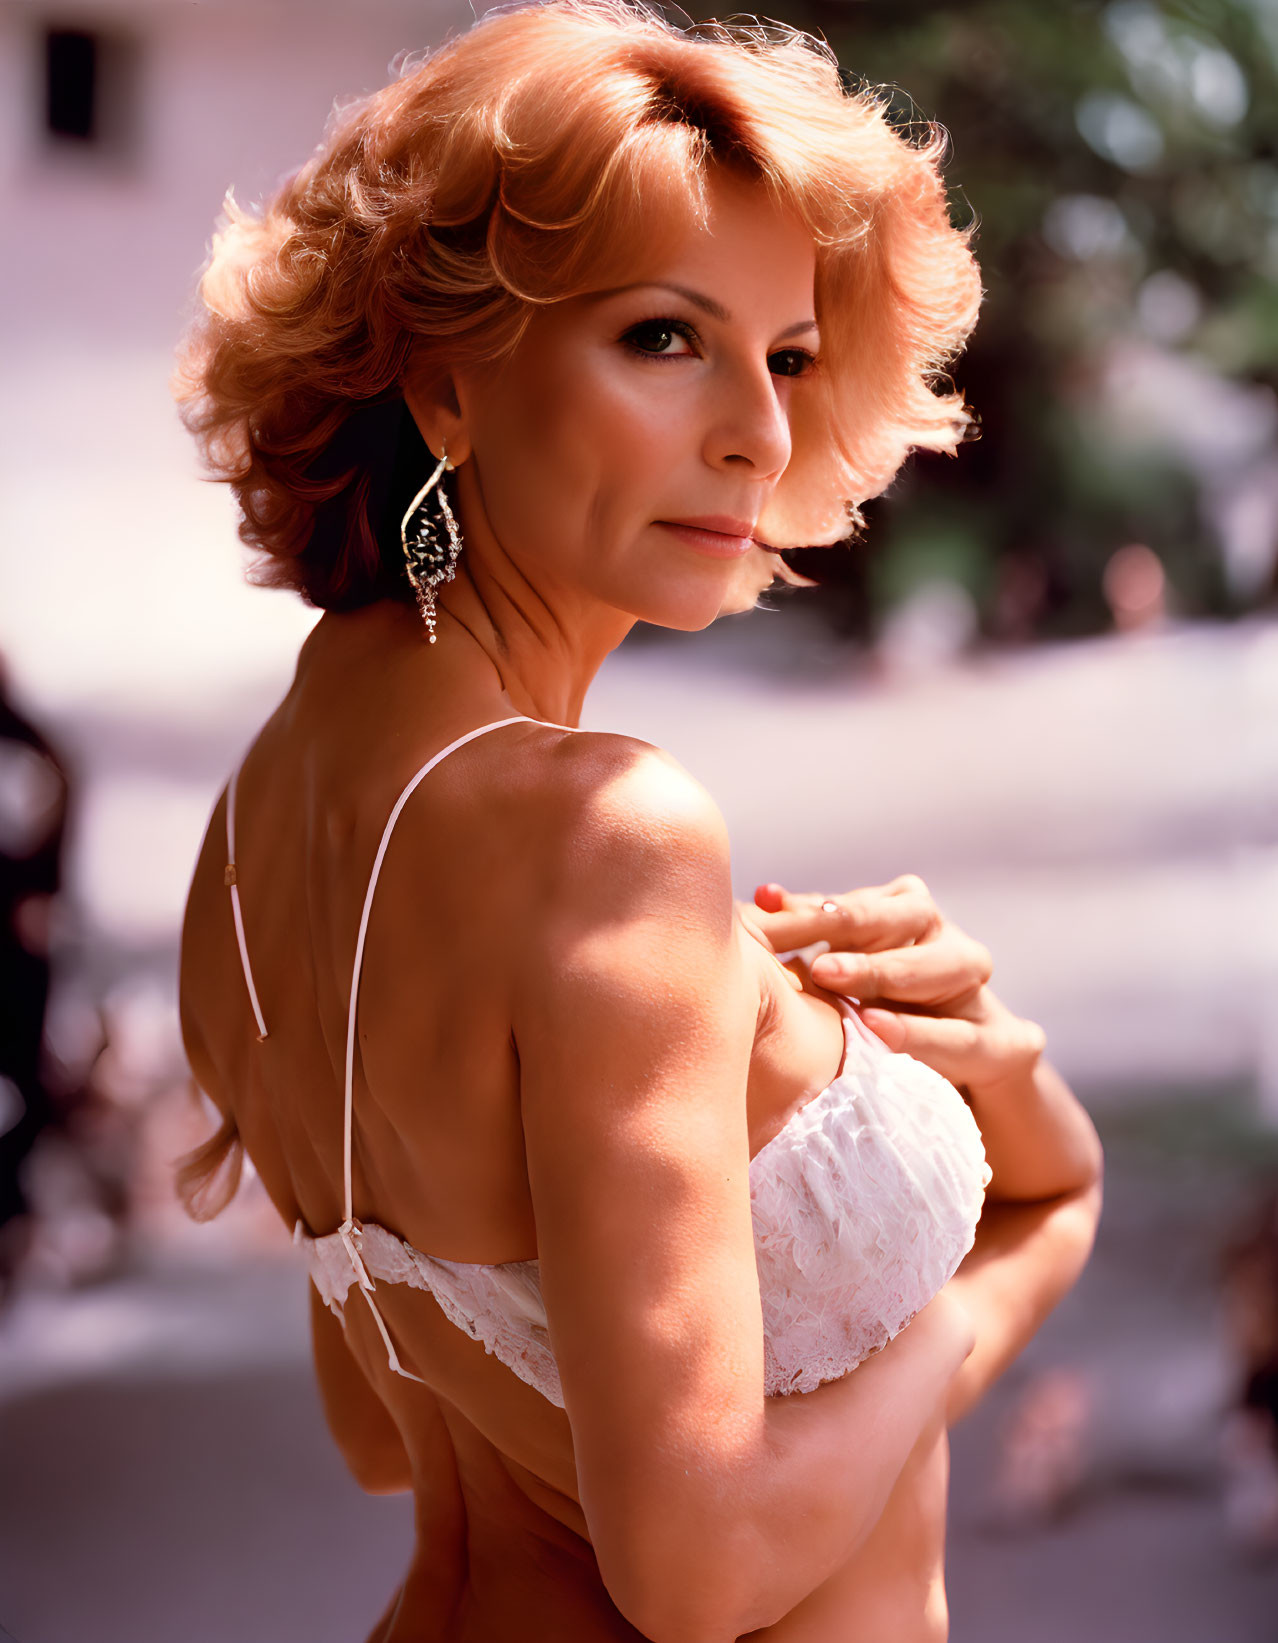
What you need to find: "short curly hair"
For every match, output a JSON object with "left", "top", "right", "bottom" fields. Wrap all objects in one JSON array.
[{"left": 172, "top": 0, "right": 983, "bottom": 611}]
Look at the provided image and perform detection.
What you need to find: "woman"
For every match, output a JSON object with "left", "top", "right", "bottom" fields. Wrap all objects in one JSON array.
[{"left": 174, "top": 4, "right": 1104, "bottom": 1638}]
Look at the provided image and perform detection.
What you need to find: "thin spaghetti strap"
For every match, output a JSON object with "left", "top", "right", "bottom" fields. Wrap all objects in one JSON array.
[
  {"left": 337, "top": 713, "right": 576, "bottom": 1382},
  {"left": 224, "top": 762, "right": 269, "bottom": 1042},
  {"left": 340, "top": 715, "right": 566, "bottom": 1226}
]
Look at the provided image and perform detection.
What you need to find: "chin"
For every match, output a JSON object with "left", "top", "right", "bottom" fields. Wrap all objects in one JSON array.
[
  {"left": 620, "top": 560, "right": 777, "bottom": 631},
  {"left": 638, "top": 606, "right": 726, "bottom": 634},
  {"left": 715, "top": 566, "right": 784, "bottom": 620},
  {"left": 716, "top": 586, "right": 770, "bottom": 619},
  {"left": 620, "top": 590, "right": 738, "bottom": 632},
  {"left": 642, "top": 594, "right": 759, "bottom": 631}
]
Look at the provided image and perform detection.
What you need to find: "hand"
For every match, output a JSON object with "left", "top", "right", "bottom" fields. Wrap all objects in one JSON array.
[{"left": 746, "top": 878, "right": 1046, "bottom": 1099}]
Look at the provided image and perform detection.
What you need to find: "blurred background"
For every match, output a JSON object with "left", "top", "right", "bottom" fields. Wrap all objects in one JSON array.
[{"left": 2, "top": 0, "right": 1278, "bottom": 1637}]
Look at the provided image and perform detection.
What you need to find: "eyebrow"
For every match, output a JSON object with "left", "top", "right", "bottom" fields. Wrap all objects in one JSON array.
[{"left": 592, "top": 281, "right": 819, "bottom": 342}]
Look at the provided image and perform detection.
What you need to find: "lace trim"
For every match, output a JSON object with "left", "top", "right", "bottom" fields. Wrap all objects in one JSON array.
[
  {"left": 750, "top": 1028, "right": 990, "bottom": 1396},
  {"left": 296, "top": 1014, "right": 990, "bottom": 1407},
  {"left": 295, "top": 1219, "right": 565, "bottom": 1407}
]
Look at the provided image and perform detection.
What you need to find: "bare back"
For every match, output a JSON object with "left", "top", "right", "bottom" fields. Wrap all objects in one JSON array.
[{"left": 179, "top": 603, "right": 952, "bottom": 1642}]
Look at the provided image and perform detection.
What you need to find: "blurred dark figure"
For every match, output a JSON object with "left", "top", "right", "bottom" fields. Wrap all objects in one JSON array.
[
  {"left": 1220, "top": 1186, "right": 1278, "bottom": 1556},
  {"left": 0, "top": 657, "right": 68, "bottom": 1300}
]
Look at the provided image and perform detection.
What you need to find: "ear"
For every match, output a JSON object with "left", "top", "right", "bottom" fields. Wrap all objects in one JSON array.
[{"left": 403, "top": 365, "right": 472, "bottom": 467}]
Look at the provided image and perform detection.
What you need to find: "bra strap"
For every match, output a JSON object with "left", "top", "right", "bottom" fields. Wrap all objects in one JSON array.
[
  {"left": 339, "top": 714, "right": 576, "bottom": 1381},
  {"left": 224, "top": 762, "right": 269, "bottom": 1042}
]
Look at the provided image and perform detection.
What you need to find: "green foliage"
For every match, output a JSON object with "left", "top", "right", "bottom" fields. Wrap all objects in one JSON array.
[{"left": 708, "top": 0, "right": 1278, "bottom": 637}]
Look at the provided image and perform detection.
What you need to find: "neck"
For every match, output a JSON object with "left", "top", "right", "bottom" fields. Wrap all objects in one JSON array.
[
  {"left": 423, "top": 464, "right": 636, "bottom": 727},
  {"left": 434, "top": 560, "right": 633, "bottom": 729}
]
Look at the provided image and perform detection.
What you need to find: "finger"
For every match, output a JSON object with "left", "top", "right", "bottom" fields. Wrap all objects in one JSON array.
[
  {"left": 753, "top": 883, "right": 787, "bottom": 914},
  {"left": 885, "top": 873, "right": 933, "bottom": 899},
  {"left": 751, "top": 885, "right": 941, "bottom": 956},
  {"left": 858, "top": 1006, "right": 1043, "bottom": 1090},
  {"left": 818, "top": 888, "right": 943, "bottom": 952},
  {"left": 857, "top": 1007, "right": 984, "bottom": 1085},
  {"left": 811, "top": 931, "right": 992, "bottom": 1004}
]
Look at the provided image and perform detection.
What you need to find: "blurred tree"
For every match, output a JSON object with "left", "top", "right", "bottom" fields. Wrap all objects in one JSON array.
[{"left": 740, "top": 0, "right": 1278, "bottom": 641}]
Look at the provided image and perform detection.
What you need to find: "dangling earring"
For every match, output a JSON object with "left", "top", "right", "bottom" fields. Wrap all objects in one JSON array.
[{"left": 400, "top": 442, "right": 463, "bottom": 643}]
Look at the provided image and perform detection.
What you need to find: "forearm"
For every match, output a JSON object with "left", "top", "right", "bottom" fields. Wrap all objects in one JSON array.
[
  {"left": 713, "top": 1292, "right": 974, "bottom": 1638},
  {"left": 944, "top": 1176, "right": 1103, "bottom": 1426},
  {"left": 964, "top": 1056, "right": 1103, "bottom": 1203}
]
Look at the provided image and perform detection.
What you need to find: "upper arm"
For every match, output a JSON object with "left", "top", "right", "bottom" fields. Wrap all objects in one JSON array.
[{"left": 512, "top": 737, "right": 765, "bottom": 1632}]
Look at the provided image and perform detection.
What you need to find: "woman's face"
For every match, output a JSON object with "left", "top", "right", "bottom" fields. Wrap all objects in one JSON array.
[{"left": 450, "top": 169, "right": 820, "bottom": 631}]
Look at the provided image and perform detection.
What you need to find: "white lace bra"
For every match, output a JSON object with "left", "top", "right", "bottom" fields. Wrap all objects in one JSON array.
[{"left": 223, "top": 716, "right": 991, "bottom": 1407}]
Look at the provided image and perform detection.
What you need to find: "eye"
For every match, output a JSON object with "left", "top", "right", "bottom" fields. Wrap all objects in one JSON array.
[
  {"left": 767, "top": 347, "right": 817, "bottom": 379},
  {"left": 621, "top": 317, "right": 700, "bottom": 359}
]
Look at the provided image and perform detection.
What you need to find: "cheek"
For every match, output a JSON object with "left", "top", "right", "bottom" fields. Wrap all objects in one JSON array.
[
  {"left": 544, "top": 364, "right": 680, "bottom": 482},
  {"left": 472, "top": 352, "right": 689, "bottom": 563},
  {"left": 529, "top": 337, "right": 693, "bottom": 466},
  {"left": 464, "top": 367, "right": 581, "bottom": 561}
]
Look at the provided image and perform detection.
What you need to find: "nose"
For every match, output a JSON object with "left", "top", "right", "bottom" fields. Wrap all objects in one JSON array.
[{"left": 701, "top": 358, "right": 792, "bottom": 482}]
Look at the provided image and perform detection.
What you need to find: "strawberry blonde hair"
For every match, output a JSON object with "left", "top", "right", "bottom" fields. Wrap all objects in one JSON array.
[{"left": 172, "top": 0, "right": 982, "bottom": 613}]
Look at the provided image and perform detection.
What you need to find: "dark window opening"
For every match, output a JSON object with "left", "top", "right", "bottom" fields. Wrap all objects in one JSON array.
[
  {"left": 39, "top": 23, "right": 139, "bottom": 159},
  {"left": 45, "top": 28, "right": 99, "bottom": 142}
]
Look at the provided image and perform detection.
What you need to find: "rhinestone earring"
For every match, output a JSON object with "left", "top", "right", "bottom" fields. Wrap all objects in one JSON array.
[{"left": 400, "top": 442, "right": 463, "bottom": 643}]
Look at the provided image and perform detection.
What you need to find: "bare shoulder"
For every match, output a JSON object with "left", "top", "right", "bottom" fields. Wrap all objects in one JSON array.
[
  {"left": 507, "top": 721, "right": 751, "bottom": 1118},
  {"left": 523, "top": 724, "right": 724, "bottom": 821},
  {"left": 513, "top": 725, "right": 734, "bottom": 922}
]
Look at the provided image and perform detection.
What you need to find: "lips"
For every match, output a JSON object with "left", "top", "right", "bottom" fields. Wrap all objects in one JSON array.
[
  {"left": 656, "top": 517, "right": 766, "bottom": 560},
  {"left": 662, "top": 515, "right": 758, "bottom": 539}
]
